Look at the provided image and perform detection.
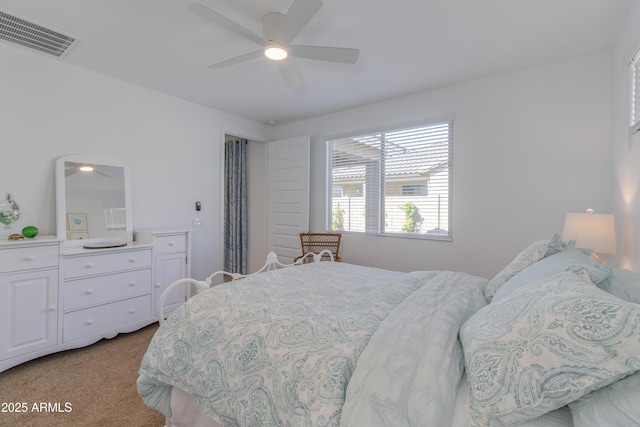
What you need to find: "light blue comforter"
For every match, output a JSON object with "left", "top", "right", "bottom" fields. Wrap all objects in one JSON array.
[{"left": 137, "top": 262, "right": 487, "bottom": 427}]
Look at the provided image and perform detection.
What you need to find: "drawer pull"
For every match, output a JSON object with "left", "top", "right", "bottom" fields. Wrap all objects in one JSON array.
[
  {"left": 24, "top": 255, "right": 36, "bottom": 261},
  {"left": 128, "top": 258, "right": 137, "bottom": 263},
  {"left": 85, "top": 263, "right": 94, "bottom": 269},
  {"left": 49, "top": 305, "right": 56, "bottom": 312},
  {"left": 85, "top": 319, "right": 94, "bottom": 325},
  {"left": 85, "top": 289, "right": 94, "bottom": 295},
  {"left": 155, "top": 283, "right": 161, "bottom": 288},
  {"left": 128, "top": 281, "right": 136, "bottom": 287},
  {"left": 128, "top": 308, "right": 136, "bottom": 314},
  {"left": 168, "top": 242, "right": 175, "bottom": 246}
]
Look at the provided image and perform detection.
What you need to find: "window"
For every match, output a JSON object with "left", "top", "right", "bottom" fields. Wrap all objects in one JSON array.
[
  {"left": 326, "top": 121, "right": 453, "bottom": 239},
  {"left": 632, "top": 48, "right": 640, "bottom": 135},
  {"left": 402, "top": 183, "right": 428, "bottom": 196}
]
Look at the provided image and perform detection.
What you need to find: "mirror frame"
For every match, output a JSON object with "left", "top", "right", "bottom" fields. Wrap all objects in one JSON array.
[{"left": 55, "top": 154, "right": 133, "bottom": 246}]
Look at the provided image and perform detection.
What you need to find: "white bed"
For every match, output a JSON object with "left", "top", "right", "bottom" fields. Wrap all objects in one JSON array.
[
  {"left": 137, "top": 237, "right": 640, "bottom": 427},
  {"left": 163, "top": 375, "right": 574, "bottom": 427}
]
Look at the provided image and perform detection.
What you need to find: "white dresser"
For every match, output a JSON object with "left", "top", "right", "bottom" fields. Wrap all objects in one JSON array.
[
  {"left": 61, "top": 243, "right": 153, "bottom": 343},
  {"left": 0, "top": 236, "right": 60, "bottom": 363},
  {"left": 134, "top": 229, "right": 191, "bottom": 318},
  {"left": 0, "top": 229, "right": 191, "bottom": 372}
]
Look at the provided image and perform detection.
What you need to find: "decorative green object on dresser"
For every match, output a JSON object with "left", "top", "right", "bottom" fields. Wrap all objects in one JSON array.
[{"left": 21, "top": 226, "right": 39, "bottom": 238}]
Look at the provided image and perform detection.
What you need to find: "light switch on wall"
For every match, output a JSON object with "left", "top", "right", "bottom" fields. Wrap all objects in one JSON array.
[{"left": 192, "top": 218, "right": 203, "bottom": 227}]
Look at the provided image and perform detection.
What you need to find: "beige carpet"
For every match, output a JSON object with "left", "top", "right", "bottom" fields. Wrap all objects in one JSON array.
[{"left": 0, "top": 323, "right": 166, "bottom": 427}]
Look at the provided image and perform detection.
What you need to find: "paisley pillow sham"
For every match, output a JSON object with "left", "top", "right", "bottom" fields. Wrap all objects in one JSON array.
[
  {"left": 461, "top": 271, "right": 640, "bottom": 427},
  {"left": 484, "top": 234, "right": 573, "bottom": 301}
]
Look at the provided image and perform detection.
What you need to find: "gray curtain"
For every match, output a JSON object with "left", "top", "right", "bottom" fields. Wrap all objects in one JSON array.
[{"left": 224, "top": 139, "right": 248, "bottom": 274}]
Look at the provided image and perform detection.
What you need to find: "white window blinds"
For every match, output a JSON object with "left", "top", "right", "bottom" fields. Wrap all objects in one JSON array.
[
  {"left": 632, "top": 49, "right": 640, "bottom": 135},
  {"left": 104, "top": 204, "right": 126, "bottom": 230},
  {"left": 326, "top": 121, "right": 453, "bottom": 239}
]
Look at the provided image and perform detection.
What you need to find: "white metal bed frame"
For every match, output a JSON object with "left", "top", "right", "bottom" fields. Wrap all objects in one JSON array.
[
  {"left": 157, "top": 249, "right": 335, "bottom": 427},
  {"left": 158, "top": 250, "right": 335, "bottom": 323}
]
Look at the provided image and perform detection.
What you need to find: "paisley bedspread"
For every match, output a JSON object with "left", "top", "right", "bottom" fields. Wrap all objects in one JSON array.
[
  {"left": 340, "top": 270, "right": 488, "bottom": 427},
  {"left": 137, "top": 262, "right": 487, "bottom": 427}
]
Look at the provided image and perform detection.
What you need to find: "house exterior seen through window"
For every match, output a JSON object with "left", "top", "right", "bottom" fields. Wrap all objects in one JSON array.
[{"left": 326, "top": 121, "right": 453, "bottom": 239}]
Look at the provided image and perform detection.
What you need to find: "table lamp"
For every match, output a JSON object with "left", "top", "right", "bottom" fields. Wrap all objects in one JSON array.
[{"left": 561, "top": 209, "right": 616, "bottom": 264}]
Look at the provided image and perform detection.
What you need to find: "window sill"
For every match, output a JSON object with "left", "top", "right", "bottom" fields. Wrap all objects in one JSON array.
[{"left": 332, "top": 230, "right": 453, "bottom": 242}]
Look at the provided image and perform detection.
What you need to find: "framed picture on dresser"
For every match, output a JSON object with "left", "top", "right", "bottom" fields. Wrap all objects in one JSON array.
[
  {"left": 69, "top": 231, "right": 89, "bottom": 240},
  {"left": 66, "top": 213, "right": 87, "bottom": 231}
]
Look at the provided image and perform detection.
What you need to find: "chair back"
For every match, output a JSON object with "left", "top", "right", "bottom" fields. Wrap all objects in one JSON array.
[{"left": 296, "top": 233, "right": 341, "bottom": 263}]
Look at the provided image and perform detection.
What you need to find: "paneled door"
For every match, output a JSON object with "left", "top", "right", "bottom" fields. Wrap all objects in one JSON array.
[
  {"left": 267, "top": 135, "right": 310, "bottom": 263},
  {"left": 154, "top": 252, "right": 187, "bottom": 317},
  {"left": 0, "top": 270, "right": 58, "bottom": 359}
]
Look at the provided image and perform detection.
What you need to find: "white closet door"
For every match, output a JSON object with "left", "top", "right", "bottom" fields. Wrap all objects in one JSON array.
[{"left": 267, "top": 135, "right": 310, "bottom": 262}]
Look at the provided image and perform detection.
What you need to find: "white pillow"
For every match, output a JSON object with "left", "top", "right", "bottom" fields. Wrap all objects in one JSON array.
[
  {"left": 461, "top": 271, "right": 640, "bottom": 426},
  {"left": 484, "top": 234, "right": 573, "bottom": 301},
  {"left": 608, "top": 268, "right": 640, "bottom": 304},
  {"left": 491, "top": 249, "right": 612, "bottom": 303},
  {"left": 569, "top": 372, "right": 640, "bottom": 427}
]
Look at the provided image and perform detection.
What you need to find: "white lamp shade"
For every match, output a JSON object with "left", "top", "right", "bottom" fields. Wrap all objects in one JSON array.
[{"left": 562, "top": 212, "right": 617, "bottom": 254}]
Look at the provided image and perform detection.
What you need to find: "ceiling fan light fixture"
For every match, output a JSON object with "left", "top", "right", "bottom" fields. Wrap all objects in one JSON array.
[{"left": 264, "top": 44, "right": 288, "bottom": 61}]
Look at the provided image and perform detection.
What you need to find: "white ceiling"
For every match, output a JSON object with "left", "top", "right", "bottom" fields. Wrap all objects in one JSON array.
[{"left": 0, "top": 0, "right": 634, "bottom": 124}]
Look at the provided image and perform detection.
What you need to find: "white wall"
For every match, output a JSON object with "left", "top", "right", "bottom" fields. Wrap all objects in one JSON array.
[
  {"left": 612, "top": 1, "right": 640, "bottom": 271},
  {"left": 0, "top": 39, "right": 621, "bottom": 280},
  {"left": 0, "top": 43, "right": 270, "bottom": 280},
  {"left": 272, "top": 52, "right": 614, "bottom": 278}
]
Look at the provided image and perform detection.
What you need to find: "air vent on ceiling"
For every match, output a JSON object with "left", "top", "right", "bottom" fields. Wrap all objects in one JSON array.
[{"left": 0, "top": 10, "right": 79, "bottom": 58}]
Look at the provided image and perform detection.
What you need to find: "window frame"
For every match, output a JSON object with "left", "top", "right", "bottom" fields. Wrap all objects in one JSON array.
[{"left": 325, "top": 119, "right": 454, "bottom": 241}]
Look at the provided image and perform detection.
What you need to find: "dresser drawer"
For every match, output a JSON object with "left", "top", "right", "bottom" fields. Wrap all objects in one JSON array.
[
  {"left": 64, "top": 269, "right": 151, "bottom": 311},
  {"left": 154, "top": 234, "right": 187, "bottom": 254},
  {"left": 64, "top": 249, "right": 152, "bottom": 279},
  {"left": 63, "top": 295, "right": 151, "bottom": 343},
  {"left": 0, "top": 244, "right": 58, "bottom": 274}
]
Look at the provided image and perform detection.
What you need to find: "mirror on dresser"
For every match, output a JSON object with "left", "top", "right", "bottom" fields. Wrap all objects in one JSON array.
[
  {"left": 55, "top": 154, "right": 133, "bottom": 246},
  {"left": 53, "top": 154, "right": 156, "bottom": 362}
]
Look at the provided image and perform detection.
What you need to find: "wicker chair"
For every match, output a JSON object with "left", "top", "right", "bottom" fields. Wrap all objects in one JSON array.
[{"left": 294, "top": 233, "right": 341, "bottom": 263}]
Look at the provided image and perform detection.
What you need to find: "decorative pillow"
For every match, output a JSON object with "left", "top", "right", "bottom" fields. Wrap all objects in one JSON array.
[
  {"left": 461, "top": 271, "right": 640, "bottom": 427},
  {"left": 608, "top": 268, "right": 640, "bottom": 305},
  {"left": 484, "top": 234, "right": 573, "bottom": 301},
  {"left": 569, "top": 372, "right": 640, "bottom": 427},
  {"left": 491, "top": 249, "right": 612, "bottom": 303}
]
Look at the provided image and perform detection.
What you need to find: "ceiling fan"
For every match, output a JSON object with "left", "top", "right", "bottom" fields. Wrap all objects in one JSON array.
[{"left": 188, "top": 0, "right": 360, "bottom": 88}]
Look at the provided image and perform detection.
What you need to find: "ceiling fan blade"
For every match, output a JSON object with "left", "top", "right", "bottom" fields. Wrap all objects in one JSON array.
[
  {"left": 288, "top": 45, "right": 359, "bottom": 63},
  {"left": 208, "top": 50, "right": 264, "bottom": 68},
  {"left": 188, "top": 3, "right": 266, "bottom": 47},
  {"left": 275, "top": 0, "right": 323, "bottom": 44},
  {"left": 277, "top": 61, "right": 303, "bottom": 89}
]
